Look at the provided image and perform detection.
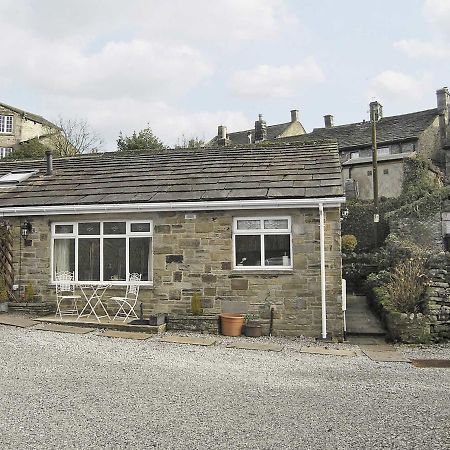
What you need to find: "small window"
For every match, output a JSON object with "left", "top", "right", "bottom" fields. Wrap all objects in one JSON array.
[
  {"left": 55, "top": 224, "right": 74, "bottom": 234},
  {"left": 0, "top": 115, "right": 13, "bottom": 133},
  {"left": 383, "top": 169, "right": 389, "bottom": 175},
  {"left": 378, "top": 147, "right": 390, "bottom": 156},
  {"left": 0, "top": 147, "right": 13, "bottom": 158},
  {"left": 367, "top": 170, "right": 372, "bottom": 176},
  {"left": 233, "top": 217, "right": 292, "bottom": 269},
  {"left": 350, "top": 152, "right": 360, "bottom": 159}
]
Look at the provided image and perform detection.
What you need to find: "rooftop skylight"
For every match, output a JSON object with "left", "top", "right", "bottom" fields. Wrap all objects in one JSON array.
[{"left": 0, "top": 170, "right": 38, "bottom": 185}]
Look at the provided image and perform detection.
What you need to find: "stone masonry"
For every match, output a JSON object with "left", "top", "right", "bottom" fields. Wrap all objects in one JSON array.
[{"left": 9, "top": 207, "right": 343, "bottom": 338}]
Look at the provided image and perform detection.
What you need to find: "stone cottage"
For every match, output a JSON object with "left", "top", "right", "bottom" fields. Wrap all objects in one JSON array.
[
  {"left": 0, "top": 142, "right": 345, "bottom": 338},
  {"left": 0, "top": 101, "right": 57, "bottom": 159}
]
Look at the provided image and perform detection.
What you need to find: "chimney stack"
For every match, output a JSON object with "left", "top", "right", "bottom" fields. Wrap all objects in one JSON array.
[
  {"left": 369, "top": 101, "right": 383, "bottom": 122},
  {"left": 254, "top": 114, "right": 267, "bottom": 142},
  {"left": 217, "top": 125, "right": 228, "bottom": 146},
  {"left": 324, "top": 115, "right": 334, "bottom": 128},
  {"left": 290, "top": 109, "right": 299, "bottom": 122},
  {"left": 45, "top": 150, "right": 53, "bottom": 176}
]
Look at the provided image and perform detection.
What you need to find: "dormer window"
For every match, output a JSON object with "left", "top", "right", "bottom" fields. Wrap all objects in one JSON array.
[{"left": 0, "top": 115, "right": 13, "bottom": 133}]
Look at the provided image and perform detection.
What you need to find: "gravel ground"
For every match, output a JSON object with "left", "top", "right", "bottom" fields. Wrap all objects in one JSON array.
[{"left": 0, "top": 325, "right": 449, "bottom": 450}]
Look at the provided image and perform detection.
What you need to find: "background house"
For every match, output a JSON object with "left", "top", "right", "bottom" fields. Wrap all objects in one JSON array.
[
  {"left": 208, "top": 110, "right": 306, "bottom": 146},
  {"left": 280, "top": 88, "right": 449, "bottom": 200},
  {"left": 0, "top": 142, "right": 345, "bottom": 338},
  {"left": 0, "top": 102, "right": 57, "bottom": 159}
]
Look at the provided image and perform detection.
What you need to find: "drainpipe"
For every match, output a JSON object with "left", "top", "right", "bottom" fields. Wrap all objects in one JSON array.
[{"left": 319, "top": 203, "right": 327, "bottom": 339}]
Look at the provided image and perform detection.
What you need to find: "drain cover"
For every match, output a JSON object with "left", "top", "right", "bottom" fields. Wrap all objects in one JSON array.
[{"left": 411, "top": 359, "right": 450, "bottom": 368}]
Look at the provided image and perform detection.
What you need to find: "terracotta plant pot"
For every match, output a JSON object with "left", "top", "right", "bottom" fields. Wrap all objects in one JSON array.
[{"left": 220, "top": 313, "right": 244, "bottom": 336}]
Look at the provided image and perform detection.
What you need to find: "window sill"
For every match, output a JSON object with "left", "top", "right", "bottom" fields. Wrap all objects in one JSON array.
[
  {"left": 48, "top": 282, "right": 154, "bottom": 289},
  {"left": 230, "top": 269, "right": 293, "bottom": 276}
]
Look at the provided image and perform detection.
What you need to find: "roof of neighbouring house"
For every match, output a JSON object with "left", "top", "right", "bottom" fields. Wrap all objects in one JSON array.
[
  {"left": 280, "top": 109, "right": 439, "bottom": 149},
  {"left": 0, "top": 102, "right": 56, "bottom": 128},
  {"left": 0, "top": 141, "right": 343, "bottom": 209}
]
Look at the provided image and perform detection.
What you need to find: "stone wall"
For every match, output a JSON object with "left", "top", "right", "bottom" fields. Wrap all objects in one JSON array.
[{"left": 9, "top": 207, "right": 343, "bottom": 338}]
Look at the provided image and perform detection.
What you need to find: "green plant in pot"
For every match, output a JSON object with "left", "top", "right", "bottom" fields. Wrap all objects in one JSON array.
[
  {"left": 24, "top": 283, "right": 35, "bottom": 302},
  {"left": 191, "top": 293, "right": 203, "bottom": 316},
  {"left": 0, "top": 276, "right": 9, "bottom": 313},
  {"left": 244, "top": 314, "right": 262, "bottom": 337}
]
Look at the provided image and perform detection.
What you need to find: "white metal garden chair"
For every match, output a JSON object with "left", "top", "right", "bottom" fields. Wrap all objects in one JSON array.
[
  {"left": 55, "top": 271, "right": 80, "bottom": 319},
  {"left": 110, "top": 273, "right": 142, "bottom": 321}
]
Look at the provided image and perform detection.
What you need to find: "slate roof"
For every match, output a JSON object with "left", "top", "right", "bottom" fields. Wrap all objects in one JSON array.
[
  {"left": 342, "top": 152, "right": 415, "bottom": 166},
  {"left": 281, "top": 109, "right": 438, "bottom": 149},
  {"left": 0, "top": 102, "right": 56, "bottom": 128},
  {"left": 0, "top": 141, "right": 343, "bottom": 209}
]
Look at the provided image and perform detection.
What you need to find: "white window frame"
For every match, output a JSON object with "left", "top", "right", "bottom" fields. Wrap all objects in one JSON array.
[
  {"left": 0, "top": 115, "right": 13, "bottom": 134},
  {"left": 0, "top": 147, "right": 13, "bottom": 158},
  {"left": 51, "top": 220, "right": 153, "bottom": 285},
  {"left": 232, "top": 216, "right": 293, "bottom": 270}
]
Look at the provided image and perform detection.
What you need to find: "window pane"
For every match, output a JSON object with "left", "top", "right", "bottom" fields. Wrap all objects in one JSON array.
[
  {"left": 54, "top": 239, "right": 75, "bottom": 276},
  {"left": 55, "top": 224, "right": 74, "bottom": 234},
  {"left": 264, "top": 219, "right": 289, "bottom": 230},
  {"left": 104, "top": 222, "right": 126, "bottom": 234},
  {"left": 103, "top": 238, "right": 126, "bottom": 281},
  {"left": 237, "top": 219, "right": 260, "bottom": 230},
  {"left": 129, "top": 237, "right": 151, "bottom": 281},
  {"left": 78, "top": 238, "right": 100, "bottom": 281},
  {"left": 131, "top": 222, "right": 151, "bottom": 233},
  {"left": 264, "top": 234, "right": 291, "bottom": 266},
  {"left": 79, "top": 222, "right": 100, "bottom": 235},
  {"left": 235, "top": 235, "right": 261, "bottom": 266}
]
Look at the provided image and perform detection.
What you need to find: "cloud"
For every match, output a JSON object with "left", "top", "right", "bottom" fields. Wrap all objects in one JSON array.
[
  {"left": 42, "top": 96, "right": 250, "bottom": 148},
  {"left": 0, "top": 26, "right": 213, "bottom": 101},
  {"left": 424, "top": 0, "right": 450, "bottom": 35},
  {"left": 0, "top": 0, "right": 295, "bottom": 44},
  {"left": 228, "top": 59, "right": 325, "bottom": 98},
  {"left": 368, "top": 70, "right": 432, "bottom": 103},
  {"left": 394, "top": 39, "right": 450, "bottom": 59}
]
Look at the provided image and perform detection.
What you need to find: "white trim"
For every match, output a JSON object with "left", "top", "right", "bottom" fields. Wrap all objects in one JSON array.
[
  {"left": 0, "top": 197, "right": 346, "bottom": 217},
  {"left": 0, "top": 115, "right": 13, "bottom": 134},
  {"left": 319, "top": 203, "right": 327, "bottom": 339},
  {"left": 51, "top": 219, "right": 153, "bottom": 285},
  {"left": 233, "top": 215, "right": 293, "bottom": 270}
]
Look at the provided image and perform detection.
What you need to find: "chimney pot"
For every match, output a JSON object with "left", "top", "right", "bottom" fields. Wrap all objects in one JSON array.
[
  {"left": 45, "top": 150, "right": 53, "bottom": 176},
  {"left": 324, "top": 115, "right": 334, "bottom": 128},
  {"left": 437, "top": 87, "right": 449, "bottom": 115},
  {"left": 218, "top": 125, "right": 227, "bottom": 140},
  {"left": 290, "top": 109, "right": 299, "bottom": 122}
]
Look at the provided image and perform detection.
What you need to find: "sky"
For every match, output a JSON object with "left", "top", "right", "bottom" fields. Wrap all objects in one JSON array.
[{"left": 1, "top": 0, "right": 449, "bottom": 149}]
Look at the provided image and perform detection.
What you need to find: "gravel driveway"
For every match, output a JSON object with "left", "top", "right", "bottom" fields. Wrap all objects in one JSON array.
[{"left": 0, "top": 325, "right": 449, "bottom": 450}]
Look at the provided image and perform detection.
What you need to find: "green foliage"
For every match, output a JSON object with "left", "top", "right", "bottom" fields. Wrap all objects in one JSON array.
[
  {"left": 5, "top": 138, "right": 48, "bottom": 160},
  {"left": 0, "top": 277, "right": 9, "bottom": 303},
  {"left": 191, "top": 293, "right": 202, "bottom": 316},
  {"left": 117, "top": 126, "right": 165, "bottom": 151},
  {"left": 377, "top": 258, "right": 429, "bottom": 314},
  {"left": 341, "top": 234, "right": 357, "bottom": 253},
  {"left": 24, "top": 283, "right": 35, "bottom": 302},
  {"left": 175, "top": 135, "right": 205, "bottom": 149}
]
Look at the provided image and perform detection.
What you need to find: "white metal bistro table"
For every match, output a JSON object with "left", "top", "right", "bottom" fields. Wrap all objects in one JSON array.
[{"left": 77, "top": 284, "right": 111, "bottom": 322}]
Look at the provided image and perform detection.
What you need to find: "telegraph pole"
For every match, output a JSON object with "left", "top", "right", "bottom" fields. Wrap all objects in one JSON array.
[{"left": 371, "top": 104, "right": 379, "bottom": 247}]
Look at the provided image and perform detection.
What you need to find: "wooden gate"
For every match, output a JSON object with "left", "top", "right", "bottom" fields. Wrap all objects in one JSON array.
[{"left": 0, "top": 221, "right": 14, "bottom": 298}]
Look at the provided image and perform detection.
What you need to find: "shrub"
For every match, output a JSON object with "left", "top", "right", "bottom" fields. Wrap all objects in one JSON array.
[
  {"left": 24, "top": 283, "right": 35, "bottom": 302},
  {"left": 379, "top": 258, "right": 429, "bottom": 314},
  {"left": 342, "top": 234, "right": 357, "bottom": 253},
  {"left": 0, "top": 277, "right": 8, "bottom": 303}
]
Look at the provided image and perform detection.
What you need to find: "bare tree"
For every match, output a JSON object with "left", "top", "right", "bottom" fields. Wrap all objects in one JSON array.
[{"left": 47, "top": 117, "right": 103, "bottom": 156}]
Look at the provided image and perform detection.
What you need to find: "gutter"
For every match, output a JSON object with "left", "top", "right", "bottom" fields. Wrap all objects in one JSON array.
[{"left": 0, "top": 197, "right": 346, "bottom": 217}]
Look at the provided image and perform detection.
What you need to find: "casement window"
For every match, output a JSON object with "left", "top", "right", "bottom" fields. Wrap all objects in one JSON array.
[
  {"left": 378, "top": 147, "right": 390, "bottom": 156},
  {"left": 233, "top": 217, "right": 292, "bottom": 270},
  {"left": 51, "top": 221, "right": 153, "bottom": 284},
  {"left": 0, "top": 115, "right": 13, "bottom": 133},
  {"left": 0, "top": 147, "right": 13, "bottom": 158}
]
